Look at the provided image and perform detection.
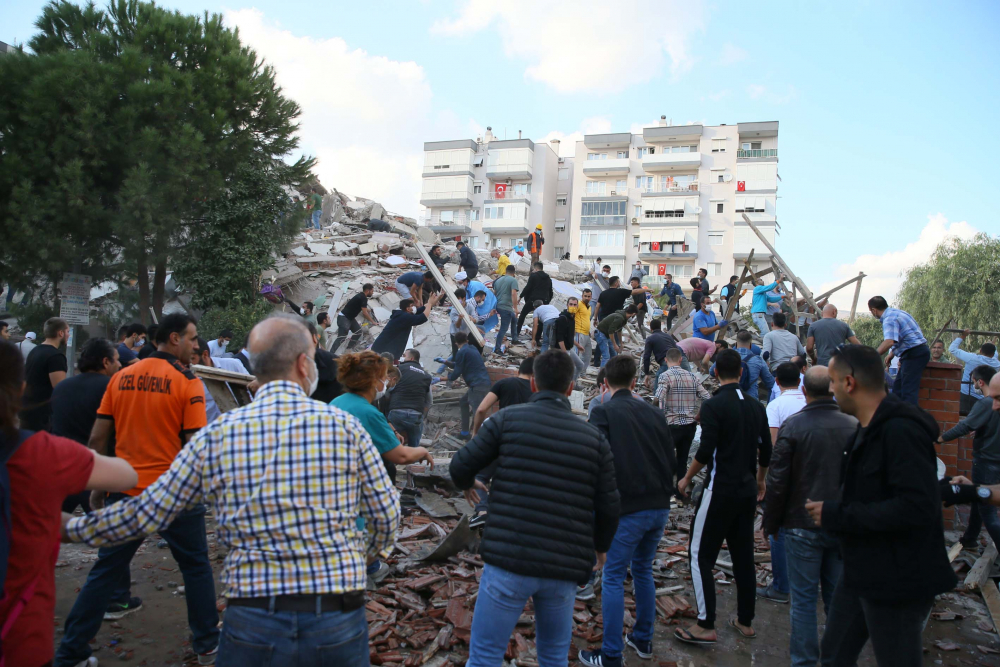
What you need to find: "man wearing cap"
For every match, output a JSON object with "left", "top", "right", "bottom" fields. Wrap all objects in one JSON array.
[
  {"left": 528, "top": 224, "right": 545, "bottom": 265},
  {"left": 18, "top": 331, "right": 38, "bottom": 360}
]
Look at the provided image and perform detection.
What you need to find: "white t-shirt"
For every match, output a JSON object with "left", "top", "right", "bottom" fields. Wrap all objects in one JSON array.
[
  {"left": 766, "top": 389, "right": 806, "bottom": 429},
  {"left": 534, "top": 304, "right": 560, "bottom": 323},
  {"left": 208, "top": 339, "right": 230, "bottom": 357},
  {"left": 213, "top": 357, "right": 250, "bottom": 374}
]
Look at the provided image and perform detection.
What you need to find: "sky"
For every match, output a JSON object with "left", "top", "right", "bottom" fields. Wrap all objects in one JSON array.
[{"left": 4, "top": 0, "right": 999, "bottom": 306}]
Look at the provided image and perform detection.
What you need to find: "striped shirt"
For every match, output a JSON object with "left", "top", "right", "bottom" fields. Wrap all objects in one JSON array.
[
  {"left": 656, "top": 366, "right": 712, "bottom": 426},
  {"left": 879, "top": 307, "right": 927, "bottom": 355},
  {"left": 65, "top": 380, "right": 400, "bottom": 598}
]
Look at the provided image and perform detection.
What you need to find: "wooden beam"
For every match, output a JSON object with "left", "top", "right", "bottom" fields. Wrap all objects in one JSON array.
[
  {"left": 944, "top": 328, "right": 1000, "bottom": 338},
  {"left": 965, "top": 540, "right": 997, "bottom": 591},
  {"left": 742, "top": 214, "right": 820, "bottom": 313},
  {"left": 849, "top": 273, "right": 864, "bottom": 323},
  {"left": 948, "top": 541, "right": 964, "bottom": 564},
  {"left": 413, "top": 242, "right": 486, "bottom": 349},
  {"left": 929, "top": 318, "right": 955, "bottom": 351},
  {"left": 981, "top": 581, "right": 1000, "bottom": 635},
  {"left": 813, "top": 273, "right": 867, "bottom": 304},
  {"left": 719, "top": 249, "right": 754, "bottom": 342},
  {"left": 191, "top": 364, "right": 254, "bottom": 386}
]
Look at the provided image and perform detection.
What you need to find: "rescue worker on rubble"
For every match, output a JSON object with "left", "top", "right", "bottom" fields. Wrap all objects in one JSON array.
[{"left": 527, "top": 224, "right": 544, "bottom": 265}]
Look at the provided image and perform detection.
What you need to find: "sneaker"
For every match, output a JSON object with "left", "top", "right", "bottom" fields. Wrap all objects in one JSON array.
[
  {"left": 961, "top": 536, "right": 979, "bottom": 549},
  {"left": 197, "top": 647, "right": 218, "bottom": 665},
  {"left": 575, "top": 581, "right": 596, "bottom": 601},
  {"left": 756, "top": 584, "right": 789, "bottom": 604},
  {"left": 578, "top": 649, "right": 622, "bottom": 667},
  {"left": 104, "top": 597, "right": 143, "bottom": 620},
  {"left": 469, "top": 512, "right": 487, "bottom": 529},
  {"left": 368, "top": 560, "right": 391, "bottom": 585},
  {"left": 625, "top": 632, "right": 653, "bottom": 659},
  {"left": 74, "top": 659, "right": 99, "bottom": 667}
]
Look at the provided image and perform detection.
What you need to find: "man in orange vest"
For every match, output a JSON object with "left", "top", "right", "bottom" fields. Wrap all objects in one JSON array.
[{"left": 528, "top": 224, "right": 544, "bottom": 264}]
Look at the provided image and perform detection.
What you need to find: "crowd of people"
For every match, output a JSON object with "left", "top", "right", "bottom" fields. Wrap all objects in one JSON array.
[{"left": 2, "top": 250, "right": 999, "bottom": 667}]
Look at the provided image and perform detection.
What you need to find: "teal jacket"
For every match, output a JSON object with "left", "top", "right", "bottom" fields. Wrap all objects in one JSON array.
[{"left": 751, "top": 282, "right": 782, "bottom": 314}]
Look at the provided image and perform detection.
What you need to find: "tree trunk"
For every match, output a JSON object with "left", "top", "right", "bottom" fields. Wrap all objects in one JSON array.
[
  {"left": 152, "top": 256, "right": 167, "bottom": 322},
  {"left": 136, "top": 249, "right": 150, "bottom": 326}
]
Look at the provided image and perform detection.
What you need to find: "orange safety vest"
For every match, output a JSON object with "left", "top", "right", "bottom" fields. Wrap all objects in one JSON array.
[{"left": 529, "top": 232, "right": 542, "bottom": 254}]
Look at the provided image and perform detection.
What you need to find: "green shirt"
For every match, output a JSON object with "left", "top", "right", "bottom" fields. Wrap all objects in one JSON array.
[
  {"left": 330, "top": 392, "right": 399, "bottom": 455},
  {"left": 597, "top": 310, "right": 628, "bottom": 335},
  {"left": 493, "top": 275, "right": 518, "bottom": 310},
  {"left": 310, "top": 192, "right": 323, "bottom": 211}
]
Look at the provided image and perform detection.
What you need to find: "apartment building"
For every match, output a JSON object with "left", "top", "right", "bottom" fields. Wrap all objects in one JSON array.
[
  {"left": 419, "top": 128, "right": 573, "bottom": 258},
  {"left": 569, "top": 118, "right": 779, "bottom": 287}
]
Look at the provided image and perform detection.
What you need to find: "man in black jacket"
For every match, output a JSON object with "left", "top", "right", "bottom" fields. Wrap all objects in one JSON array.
[
  {"left": 809, "top": 345, "right": 957, "bottom": 666},
  {"left": 762, "top": 366, "right": 857, "bottom": 667},
  {"left": 456, "top": 241, "right": 479, "bottom": 281},
  {"left": 676, "top": 349, "right": 771, "bottom": 645},
  {"left": 371, "top": 292, "right": 442, "bottom": 361},
  {"left": 516, "top": 262, "right": 553, "bottom": 334},
  {"left": 449, "top": 350, "right": 620, "bottom": 666},
  {"left": 582, "top": 356, "right": 674, "bottom": 667},
  {"left": 642, "top": 319, "right": 680, "bottom": 386},
  {"left": 552, "top": 297, "right": 586, "bottom": 383},
  {"left": 386, "top": 348, "right": 433, "bottom": 449}
]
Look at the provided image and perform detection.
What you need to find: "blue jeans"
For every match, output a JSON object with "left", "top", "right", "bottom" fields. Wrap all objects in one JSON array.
[
  {"left": 468, "top": 564, "right": 577, "bottom": 667},
  {"left": 541, "top": 319, "right": 556, "bottom": 352},
  {"left": 892, "top": 343, "right": 930, "bottom": 406},
  {"left": 216, "top": 602, "right": 369, "bottom": 667},
  {"left": 602, "top": 509, "right": 669, "bottom": 659},
  {"left": 770, "top": 528, "right": 788, "bottom": 594},
  {"left": 785, "top": 528, "right": 842, "bottom": 667},
  {"left": 965, "top": 459, "right": 1000, "bottom": 547},
  {"left": 56, "top": 503, "right": 219, "bottom": 666},
  {"left": 311, "top": 209, "right": 322, "bottom": 229},
  {"left": 387, "top": 408, "right": 424, "bottom": 448},
  {"left": 494, "top": 308, "right": 516, "bottom": 351},
  {"left": 595, "top": 330, "right": 617, "bottom": 367},
  {"left": 752, "top": 312, "right": 769, "bottom": 334}
]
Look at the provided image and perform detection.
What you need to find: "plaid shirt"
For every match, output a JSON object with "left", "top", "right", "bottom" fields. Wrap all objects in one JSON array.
[
  {"left": 656, "top": 366, "right": 712, "bottom": 425},
  {"left": 66, "top": 380, "right": 400, "bottom": 598},
  {"left": 880, "top": 307, "right": 927, "bottom": 354}
]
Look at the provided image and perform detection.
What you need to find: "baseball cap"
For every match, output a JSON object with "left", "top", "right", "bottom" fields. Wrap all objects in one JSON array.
[
  {"left": 454, "top": 271, "right": 468, "bottom": 281},
  {"left": 25, "top": 332, "right": 37, "bottom": 340}
]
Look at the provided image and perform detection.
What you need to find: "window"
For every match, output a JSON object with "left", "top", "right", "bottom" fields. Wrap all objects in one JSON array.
[
  {"left": 439, "top": 210, "right": 454, "bottom": 222},
  {"left": 741, "top": 141, "right": 762, "bottom": 150},
  {"left": 736, "top": 196, "right": 768, "bottom": 213},
  {"left": 510, "top": 183, "right": 531, "bottom": 196},
  {"left": 668, "top": 145, "right": 699, "bottom": 153},
  {"left": 467, "top": 236, "right": 480, "bottom": 249},
  {"left": 708, "top": 263, "right": 722, "bottom": 277},
  {"left": 637, "top": 147, "right": 655, "bottom": 158},
  {"left": 473, "top": 184, "right": 482, "bottom": 194},
  {"left": 635, "top": 175, "right": 653, "bottom": 190},
  {"left": 614, "top": 180, "right": 627, "bottom": 193},
  {"left": 558, "top": 168, "right": 570, "bottom": 181},
  {"left": 556, "top": 196, "right": 567, "bottom": 206},
  {"left": 711, "top": 138, "right": 726, "bottom": 153},
  {"left": 617, "top": 150, "right": 628, "bottom": 159},
  {"left": 580, "top": 200, "right": 627, "bottom": 226},
  {"left": 716, "top": 203, "right": 724, "bottom": 213},
  {"left": 587, "top": 152, "right": 608, "bottom": 160},
  {"left": 469, "top": 208, "right": 480, "bottom": 221},
  {"left": 633, "top": 205, "right": 642, "bottom": 220},
  {"left": 586, "top": 181, "right": 607, "bottom": 195},
  {"left": 718, "top": 175, "right": 724, "bottom": 183},
  {"left": 555, "top": 222, "right": 566, "bottom": 232},
  {"left": 644, "top": 208, "right": 686, "bottom": 219},
  {"left": 554, "top": 246, "right": 565, "bottom": 258},
  {"left": 708, "top": 233, "right": 724, "bottom": 246},
  {"left": 633, "top": 235, "right": 640, "bottom": 248}
]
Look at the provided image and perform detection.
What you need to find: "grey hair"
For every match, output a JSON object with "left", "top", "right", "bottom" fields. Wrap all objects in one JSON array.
[{"left": 250, "top": 314, "right": 313, "bottom": 383}]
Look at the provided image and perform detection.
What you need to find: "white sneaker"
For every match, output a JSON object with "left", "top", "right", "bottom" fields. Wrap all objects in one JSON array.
[{"left": 74, "top": 659, "right": 99, "bottom": 667}]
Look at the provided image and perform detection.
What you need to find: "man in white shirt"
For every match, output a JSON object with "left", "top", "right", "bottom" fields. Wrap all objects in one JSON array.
[
  {"left": 18, "top": 331, "right": 37, "bottom": 360},
  {"left": 207, "top": 329, "right": 233, "bottom": 357},
  {"left": 531, "top": 301, "right": 561, "bottom": 350},
  {"left": 763, "top": 313, "right": 806, "bottom": 372},
  {"left": 770, "top": 356, "right": 806, "bottom": 402}
]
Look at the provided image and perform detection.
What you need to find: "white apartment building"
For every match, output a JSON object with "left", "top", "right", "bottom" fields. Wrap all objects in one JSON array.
[
  {"left": 419, "top": 128, "right": 573, "bottom": 258},
  {"left": 570, "top": 118, "right": 779, "bottom": 287}
]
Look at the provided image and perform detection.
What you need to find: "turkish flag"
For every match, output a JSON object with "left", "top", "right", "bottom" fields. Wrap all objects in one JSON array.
[
  {"left": 737, "top": 181, "right": 745, "bottom": 192},
  {"left": 651, "top": 241, "right": 660, "bottom": 251},
  {"left": 495, "top": 183, "right": 507, "bottom": 199},
  {"left": 658, "top": 264, "right": 666, "bottom": 275}
]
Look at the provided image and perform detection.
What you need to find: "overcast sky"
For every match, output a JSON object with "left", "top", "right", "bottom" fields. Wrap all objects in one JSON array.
[{"left": 4, "top": 0, "right": 998, "bottom": 305}]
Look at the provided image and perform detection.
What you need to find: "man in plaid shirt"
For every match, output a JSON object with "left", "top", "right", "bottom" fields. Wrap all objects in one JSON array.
[
  {"left": 656, "top": 348, "right": 712, "bottom": 488},
  {"left": 868, "top": 295, "right": 929, "bottom": 406},
  {"left": 63, "top": 315, "right": 400, "bottom": 666}
]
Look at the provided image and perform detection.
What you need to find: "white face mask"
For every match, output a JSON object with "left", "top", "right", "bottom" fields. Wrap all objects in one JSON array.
[
  {"left": 305, "top": 356, "right": 319, "bottom": 396},
  {"left": 220, "top": 340, "right": 229, "bottom": 350},
  {"left": 602, "top": 271, "right": 610, "bottom": 278},
  {"left": 300, "top": 307, "right": 307, "bottom": 316},
  {"left": 374, "top": 379, "right": 387, "bottom": 401},
  {"left": 137, "top": 338, "right": 145, "bottom": 347}
]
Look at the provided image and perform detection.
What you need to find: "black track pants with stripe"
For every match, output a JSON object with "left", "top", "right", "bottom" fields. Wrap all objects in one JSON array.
[{"left": 689, "top": 488, "right": 757, "bottom": 629}]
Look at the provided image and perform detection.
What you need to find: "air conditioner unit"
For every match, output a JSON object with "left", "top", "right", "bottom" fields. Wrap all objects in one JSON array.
[
  {"left": 631, "top": 217, "right": 639, "bottom": 224},
  {"left": 723, "top": 174, "right": 733, "bottom": 182}
]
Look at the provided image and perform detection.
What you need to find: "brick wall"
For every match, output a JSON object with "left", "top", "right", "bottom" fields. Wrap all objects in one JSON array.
[{"left": 921, "top": 361, "right": 973, "bottom": 527}]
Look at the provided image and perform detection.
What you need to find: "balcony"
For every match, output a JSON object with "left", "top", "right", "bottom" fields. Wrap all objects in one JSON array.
[
  {"left": 582, "top": 157, "right": 630, "bottom": 177},
  {"left": 482, "top": 221, "right": 531, "bottom": 236},
  {"left": 580, "top": 215, "right": 627, "bottom": 227},
  {"left": 485, "top": 190, "right": 531, "bottom": 204},
  {"left": 635, "top": 181, "right": 700, "bottom": 196},
  {"left": 419, "top": 190, "right": 473, "bottom": 207},
  {"left": 737, "top": 148, "right": 778, "bottom": 159},
  {"left": 642, "top": 151, "right": 701, "bottom": 172},
  {"left": 419, "top": 213, "right": 476, "bottom": 235},
  {"left": 637, "top": 242, "right": 698, "bottom": 260}
]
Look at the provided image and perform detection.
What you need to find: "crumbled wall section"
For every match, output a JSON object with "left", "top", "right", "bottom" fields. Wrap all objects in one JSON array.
[{"left": 922, "top": 361, "right": 971, "bottom": 527}]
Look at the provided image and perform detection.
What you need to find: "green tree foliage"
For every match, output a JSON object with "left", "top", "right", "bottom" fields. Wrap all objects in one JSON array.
[
  {"left": 0, "top": 0, "right": 313, "bottom": 321},
  {"left": 197, "top": 300, "right": 274, "bottom": 351},
  {"left": 850, "top": 315, "right": 885, "bottom": 349},
  {"left": 171, "top": 161, "right": 304, "bottom": 310},
  {"left": 897, "top": 233, "right": 1000, "bottom": 350}
]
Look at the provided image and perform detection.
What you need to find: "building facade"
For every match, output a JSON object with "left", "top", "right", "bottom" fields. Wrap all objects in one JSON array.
[
  {"left": 569, "top": 118, "right": 779, "bottom": 287},
  {"left": 419, "top": 129, "right": 573, "bottom": 258}
]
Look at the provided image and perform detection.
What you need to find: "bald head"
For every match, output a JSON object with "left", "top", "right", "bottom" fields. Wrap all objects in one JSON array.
[
  {"left": 991, "top": 374, "right": 1000, "bottom": 413},
  {"left": 803, "top": 365, "right": 831, "bottom": 402},
  {"left": 822, "top": 304, "right": 838, "bottom": 318},
  {"left": 249, "top": 314, "right": 315, "bottom": 387}
]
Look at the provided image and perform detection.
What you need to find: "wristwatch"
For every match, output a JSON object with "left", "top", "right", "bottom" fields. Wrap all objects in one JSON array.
[{"left": 978, "top": 486, "right": 993, "bottom": 501}]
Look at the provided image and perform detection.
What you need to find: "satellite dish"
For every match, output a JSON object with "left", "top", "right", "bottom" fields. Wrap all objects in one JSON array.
[
  {"left": 724, "top": 174, "right": 733, "bottom": 182},
  {"left": 693, "top": 206, "right": 703, "bottom": 214}
]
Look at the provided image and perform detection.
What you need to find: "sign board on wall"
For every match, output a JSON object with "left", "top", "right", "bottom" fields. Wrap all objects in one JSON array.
[{"left": 59, "top": 273, "right": 91, "bottom": 325}]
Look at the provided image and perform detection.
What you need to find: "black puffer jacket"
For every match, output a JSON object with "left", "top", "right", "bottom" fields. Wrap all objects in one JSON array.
[
  {"left": 762, "top": 399, "right": 857, "bottom": 534},
  {"left": 822, "top": 393, "right": 958, "bottom": 602},
  {"left": 450, "top": 391, "right": 620, "bottom": 583},
  {"left": 520, "top": 271, "right": 553, "bottom": 305}
]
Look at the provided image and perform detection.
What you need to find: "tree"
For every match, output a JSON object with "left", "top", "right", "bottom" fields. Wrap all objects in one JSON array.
[
  {"left": 850, "top": 315, "right": 885, "bottom": 349},
  {"left": 0, "top": 0, "right": 313, "bottom": 321},
  {"left": 171, "top": 160, "right": 305, "bottom": 310},
  {"left": 897, "top": 233, "right": 1000, "bottom": 350}
]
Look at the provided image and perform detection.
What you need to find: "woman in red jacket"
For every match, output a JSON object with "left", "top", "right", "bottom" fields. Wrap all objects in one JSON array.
[{"left": 0, "top": 340, "right": 137, "bottom": 667}]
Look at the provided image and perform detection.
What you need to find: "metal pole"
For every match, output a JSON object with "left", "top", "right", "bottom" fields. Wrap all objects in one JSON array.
[{"left": 65, "top": 325, "right": 77, "bottom": 377}]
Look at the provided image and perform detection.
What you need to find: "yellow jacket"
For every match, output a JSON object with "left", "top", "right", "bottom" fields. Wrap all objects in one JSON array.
[{"left": 497, "top": 253, "right": 511, "bottom": 277}]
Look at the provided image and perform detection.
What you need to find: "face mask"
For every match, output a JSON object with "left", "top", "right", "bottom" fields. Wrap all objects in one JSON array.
[
  {"left": 300, "top": 307, "right": 307, "bottom": 316},
  {"left": 568, "top": 306, "right": 578, "bottom": 313},
  {"left": 374, "top": 379, "right": 387, "bottom": 401},
  {"left": 220, "top": 340, "right": 229, "bottom": 350},
  {"left": 306, "top": 356, "right": 319, "bottom": 396},
  {"left": 602, "top": 272, "right": 610, "bottom": 278},
  {"left": 137, "top": 338, "right": 145, "bottom": 347}
]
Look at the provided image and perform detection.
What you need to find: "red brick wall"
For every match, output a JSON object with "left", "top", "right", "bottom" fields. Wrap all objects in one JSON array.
[{"left": 921, "top": 361, "right": 972, "bottom": 527}]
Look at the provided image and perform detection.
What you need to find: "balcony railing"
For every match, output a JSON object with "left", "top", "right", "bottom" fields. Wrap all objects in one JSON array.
[
  {"left": 636, "top": 182, "right": 699, "bottom": 194},
  {"left": 737, "top": 149, "right": 778, "bottom": 159},
  {"left": 419, "top": 213, "right": 478, "bottom": 227},
  {"left": 485, "top": 190, "right": 531, "bottom": 202},
  {"left": 580, "top": 215, "right": 626, "bottom": 227},
  {"left": 420, "top": 190, "right": 473, "bottom": 201}
]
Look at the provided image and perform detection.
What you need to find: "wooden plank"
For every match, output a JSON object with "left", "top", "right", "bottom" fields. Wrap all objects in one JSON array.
[
  {"left": 928, "top": 318, "right": 955, "bottom": 351},
  {"left": 191, "top": 364, "right": 255, "bottom": 386},
  {"left": 981, "top": 581, "right": 1000, "bottom": 635},
  {"left": 413, "top": 242, "right": 486, "bottom": 349},
  {"left": 813, "top": 273, "right": 867, "bottom": 304},
  {"left": 742, "top": 214, "right": 819, "bottom": 313},
  {"left": 849, "top": 273, "right": 864, "bottom": 323},
  {"left": 717, "top": 250, "right": 753, "bottom": 342},
  {"left": 964, "top": 540, "right": 997, "bottom": 591},
  {"left": 203, "top": 378, "right": 240, "bottom": 413},
  {"left": 944, "top": 328, "right": 1000, "bottom": 338},
  {"left": 948, "top": 541, "right": 964, "bottom": 564}
]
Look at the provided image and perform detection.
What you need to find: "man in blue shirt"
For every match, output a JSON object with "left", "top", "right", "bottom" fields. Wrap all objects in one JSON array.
[
  {"left": 751, "top": 275, "right": 785, "bottom": 334},
  {"left": 868, "top": 295, "right": 929, "bottom": 406},
  {"left": 691, "top": 296, "right": 728, "bottom": 341},
  {"left": 659, "top": 274, "right": 684, "bottom": 329},
  {"left": 394, "top": 271, "right": 435, "bottom": 307},
  {"left": 708, "top": 331, "right": 775, "bottom": 402},
  {"left": 446, "top": 332, "right": 493, "bottom": 438},
  {"left": 949, "top": 330, "right": 1000, "bottom": 414}
]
